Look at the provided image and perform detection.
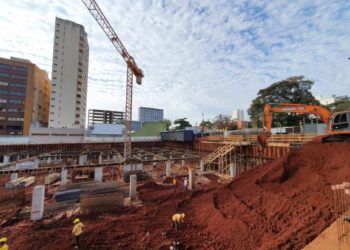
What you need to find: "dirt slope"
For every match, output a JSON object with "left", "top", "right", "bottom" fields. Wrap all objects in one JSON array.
[{"left": 2, "top": 142, "right": 350, "bottom": 249}]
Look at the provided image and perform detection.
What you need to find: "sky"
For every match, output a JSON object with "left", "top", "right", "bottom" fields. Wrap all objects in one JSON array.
[{"left": 0, "top": 0, "right": 349, "bottom": 125}]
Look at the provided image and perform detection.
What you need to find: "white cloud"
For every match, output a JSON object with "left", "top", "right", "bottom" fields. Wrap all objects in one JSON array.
[{"left": 0, "top": 0, "right": 349, "bottom": 125}]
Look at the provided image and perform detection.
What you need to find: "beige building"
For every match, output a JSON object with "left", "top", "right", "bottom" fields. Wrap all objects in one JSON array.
[
  {"left": 0, "top": 57, "right": 51, "bottom": 135},
  {"left": 49, "top": 17, "right": 89, "bottom": 128}
]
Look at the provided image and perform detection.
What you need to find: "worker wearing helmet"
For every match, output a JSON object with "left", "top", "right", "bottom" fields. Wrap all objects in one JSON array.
[
  {"left": 172, "top": 213, "right": 185, "bottom": 230},
  {"left": 0, "top": 237, "right": 8, "bottom": 250},
  {"left": 72, "top": 218, "right": 84, "bottom": 249}
]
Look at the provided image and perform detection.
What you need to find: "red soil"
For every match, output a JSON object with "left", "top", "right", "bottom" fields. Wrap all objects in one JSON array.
[{"left": 2, "top": 142, "right": 350, "bottom": 249}]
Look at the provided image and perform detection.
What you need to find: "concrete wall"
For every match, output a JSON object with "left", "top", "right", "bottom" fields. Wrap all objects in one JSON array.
[{"left": 29, "top": 127, "right": 84, "bottom": 144}]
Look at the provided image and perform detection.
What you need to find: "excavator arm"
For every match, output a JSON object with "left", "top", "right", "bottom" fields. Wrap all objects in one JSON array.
[
  {"left": 263, "top": 103, "right": 332, "bottom": 133},
  {"left": 258, "top": 103, "right": 332, "bottom": 146}
]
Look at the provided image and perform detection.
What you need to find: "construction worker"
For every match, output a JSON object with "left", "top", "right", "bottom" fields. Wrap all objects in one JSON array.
[
  {"left": 173, "top": 177, "right": 177, "bottom": 188},
  {"left": 172, "top": 213, "right": 185, "bottom": 230},
  {"left": 0, "top": 237, "right": 8, "bottom": 250},
  {"left": 184, "top": 177, "right": 188, "bottom": 191},
  {"left": 72, "top": 218, "right": 84, "bottom": 249}
]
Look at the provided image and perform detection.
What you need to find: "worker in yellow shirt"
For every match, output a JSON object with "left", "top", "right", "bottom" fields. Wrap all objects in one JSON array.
[
  {"left": 173, "top": 177, "right": 177, "bottom": 190},
  {"left": 172, "top": 213, "right": 185, "bottom": 230},
  {"left": 72, "top": 218, "right": 84, "bottom": 249},
  {"left": 0, "top": 237, "right": 8, "bottom": 250}
]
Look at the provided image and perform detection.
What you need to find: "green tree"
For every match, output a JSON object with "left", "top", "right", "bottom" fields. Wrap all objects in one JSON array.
[
  {"left": 327, "top": 98, "right": 350, "bottom": 112},
  {"left": 161, "top": 119, "right": 172, "bottom": 131},
  {"left": 200, "top": 120, "right": 213, "bottom": 131},
  {"left": 213, "top": 114, "right": 233, "bottom": 131},
  {"left": 248, "top": 76, "right": 320, "bottom": 128},
  {"left": 173, "top": 118, "right": 192, "bottom": 130}
]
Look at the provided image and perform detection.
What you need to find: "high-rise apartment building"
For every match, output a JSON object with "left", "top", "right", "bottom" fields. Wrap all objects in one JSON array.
[
  {"left": 231, "top": 109, "right": 244, "bottom": 121},
  {"left": 88, "top": 109, "right": 124, "bottom": 125},
  {"left": 138, "top": 107, "right": 164, "bottom": 124},
  {"left": 49, "top": 17, "right": 89, "bottom": 128},
  {"left": 0, "top": 57, "right": 51, "bottom": 135}
]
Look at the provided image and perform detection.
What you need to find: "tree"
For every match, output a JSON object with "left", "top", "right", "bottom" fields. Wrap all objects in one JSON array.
[
  {"left": 200, "top": 120, "right": 213, "bottom": 131},
  {"left": 248, "top": 76, "right": 320, "bottom": 128},
  {"left": 161, "top": 119, "right": 172, "bottom": 131},
  {"left": 213, "top": 114, "right": 234, "bottom": 131},
  {"left": 327, "top": 98, "right": 350, "bottom": 112},
  {"left": 173, "top": 118, "right": 192, "bottom": 130}
]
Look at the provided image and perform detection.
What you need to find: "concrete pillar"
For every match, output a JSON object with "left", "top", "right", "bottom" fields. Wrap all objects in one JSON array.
[
  {"left": 230, "top": 164, "right": 236, "bottom": 178},
  {"left": 112, "top": 155, "right": 117, "bottom": 162},
  {"left": 31, "top": 185, "right": 45, "bottom": 221},
  {"left": 98, "top": 154, "right": 103, "bottom": 164},
  {"left": 182, "top": 155, "right": 185, "bottom": 167},
  {"left": 47, "top": 157, "right": 51, "bottom": 164},
  {"left": 200, "top": 159, "right": 204, "bottom": 174},
  {"left": 79, "top": 154, "right": 86, "bottom": 165},
  {"left": 188, "top": 169, "right": 194, "bottom": 191},
  {"left": 3, "top": 155, "right": 10, "bottom": 164},
  {"left": 166, "top": 160, "right": 171, "bottom": 176},
  {"left": 94, "top": 167, "right": 103, "bottom": 182},
  {"left": 10, "top": 173, "right": 18, "bottom": 181},
  {"left": 34, "top": 159, "right": 39, "bottom": 168},
  {"left": 129, "top": 174, "right": 137, "bottom": 200},
  {"left": 61, "top": 168, "right": 68, "bottom": 185}
]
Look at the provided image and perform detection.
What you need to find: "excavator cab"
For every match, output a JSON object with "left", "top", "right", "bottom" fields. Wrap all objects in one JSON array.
[{"left": 320, "top": 110, "right": 350, "bottom": 143}]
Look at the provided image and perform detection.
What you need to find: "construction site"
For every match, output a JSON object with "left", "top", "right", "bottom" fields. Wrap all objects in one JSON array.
[{"left": 0, "top": 0, "right": 350, "bottom": 250}]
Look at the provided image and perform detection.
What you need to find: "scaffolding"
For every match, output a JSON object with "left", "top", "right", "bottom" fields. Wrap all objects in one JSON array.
[{"left": 332, "top": 183, "right": 350, "bottom": 250}]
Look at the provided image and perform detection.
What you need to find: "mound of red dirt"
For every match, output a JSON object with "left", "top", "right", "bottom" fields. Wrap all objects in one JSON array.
[
  {"left": 3, "top": 142, "right": 350, "bottom": 249},
  {"left": 189, "top": 142, "right": 350, "bottom": 249}
]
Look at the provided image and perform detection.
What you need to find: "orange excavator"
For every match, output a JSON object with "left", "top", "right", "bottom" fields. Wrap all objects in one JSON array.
[{"left": 258, "top": 103, "right": 350, "bottom": 145}]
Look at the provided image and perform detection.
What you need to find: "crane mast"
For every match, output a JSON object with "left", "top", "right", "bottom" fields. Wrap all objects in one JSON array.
[{"left": 81, "top": 0, "right": 144, "bottom": 160}]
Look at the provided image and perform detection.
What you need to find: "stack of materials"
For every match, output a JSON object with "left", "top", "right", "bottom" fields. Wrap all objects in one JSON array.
[
  {"left": 5, "top": 177, "right": 25, "bottom": 189},
  {"left": 19, "top": 176, "right": 35, "bottom": 188},
  {"left": 54, "top": 189, "right": 80, "bottom": 202},
  {"left": 44, "top": 173, "right": 60, "bottom": 185},
  {"left": 80, "top": 193, "right": 124, "bottom": 213}
]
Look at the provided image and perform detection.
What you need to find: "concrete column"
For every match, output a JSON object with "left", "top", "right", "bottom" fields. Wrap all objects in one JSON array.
[
  {"left": 166, "top": 160, "right": 171, "bottom": 176},
  {"left": 3, "top": 155, "right": 10, "bottom": 164},
  {"left": 129, "top": 174, "right": 137, "bottom": 200},
  {"left": 47, "top": 157, "right": 51, "bottom": 165},
  {"left": 188, "top": 169, "right": 194, "bottom": 191},
  {"left": 94, "top": 167, "right": 103, "bottom": 182},
  {"left": 112, "top": 155, "right": 117, "bottom": 162},
  {"left": 182, "top": 155, "right": 185, "bottom": 167},
  {"left": 34, "top": 159, "right": 39, "bottom": 168},
  {"left": 98, "top": 154, "right": 103, "bottom": 164},
  {"left": 61, "top": 168, "right": 68, "bottom": 185},
  {"left": 10, "top": 173, "right": 18, "bottom": 181},
  {"left": 136, "top": 163, "right": 143, "bottom": 171},
  {"left": 230, "top": 164, "right": 236, "bottom": 178},
  {"left": 31, "top": 185, "right": 45, "bottom": 221},
  {"left": 200, "top": 159, "right": 204, "bottom": 174},
  {"left": 79, "top": 154, "right": 86, "bottom": 165}
]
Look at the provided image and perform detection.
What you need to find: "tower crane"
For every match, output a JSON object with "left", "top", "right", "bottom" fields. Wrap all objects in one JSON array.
[{"left": 81, "top": 0, "right": 144, "bottom": 161}]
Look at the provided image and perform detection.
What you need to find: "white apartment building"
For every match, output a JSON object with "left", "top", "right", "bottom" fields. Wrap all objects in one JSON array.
[
  {"left": 49, "top": 17, "right": 89, "bottom": 128},
  {"left": 231, "top": 109, "right": 244, "bottom": 121}
]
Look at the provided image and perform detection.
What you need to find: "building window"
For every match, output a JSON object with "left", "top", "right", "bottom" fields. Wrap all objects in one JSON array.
[
  {"left": 0, "top": 117, "right": 6, "bottom": 120},
  {"left": 0, "top": 81, "right": 8, "bottom": 86},
  {"left": 0, "top": 99, "right": 6, "bottom": 103},
  {"left": 8, "top": 100, "right": 24, "bottom": 104},
  {"left": 10, "top": 83, "right": 25, "bottom": 88},
  {"left": 8, "top": 117, "right": 24, "bottom": 121},
  {"left": 9, "top": 91, "right": 25, "bottom": 96},
  {"left": 0, "top": 90, "right": 8, "bottom": 95}
]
